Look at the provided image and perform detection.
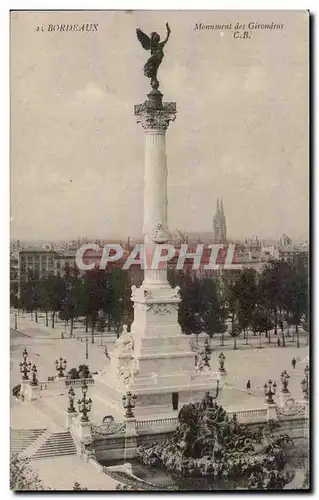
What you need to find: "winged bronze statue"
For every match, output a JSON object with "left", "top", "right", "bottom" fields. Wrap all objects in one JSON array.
[{"left": 136, "top": 23, "right": 171, "bottom": 91}]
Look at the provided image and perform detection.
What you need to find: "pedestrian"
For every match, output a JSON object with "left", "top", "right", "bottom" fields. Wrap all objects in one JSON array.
[
  {"left": 291, "top": 357, "right": 296, "bottom": 369},
  {"left": 104, "top": 346, "right": 110, "bottom": 361},
  {"left": 246, "top": 380, "right": 251, "bottom": 391},
  {"left": 277, "top": 337, "right": 281, "bottom": 347}
]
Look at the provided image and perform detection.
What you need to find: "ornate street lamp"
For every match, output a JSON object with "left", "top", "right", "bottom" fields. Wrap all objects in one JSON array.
[
  {"left": 55, "top": 357, "right": 67, "bottom": 377},
  {"left": 280, "top": 370, "right": 290, "bottom": 393},
  {"left": 67, "top": 387, "right": 76, "bottom": 413},
  {"left": 301, "top": 364, "right": 309, "bottom": 399},
  {"left": 77, "top": 381, "right": 92, "bottom": 422},
  {"left": 218, "top": 352, "right": 226, "bottom": 373},
  {"left": 85, "top": 337, "right": 89, "bottom": 360},
  {"left": 19, "top": 348, "right": 31, "bottom": 380},
  {"left": 30, "top": 364, "right": 38, "bottom": 386},
  {"left": 264, "top": 379, "right": 277, "bottom": 404},
  {"left": 122, "top": 391, "right": 137, "bottom": 418}
]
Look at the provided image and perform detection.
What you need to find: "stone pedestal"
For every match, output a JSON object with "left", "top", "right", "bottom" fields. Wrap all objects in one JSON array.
[
  {"left": 96, "top": 91, "right": 220, "bottom": 418},
  {"left": 29, "top": 383, "right": 40, "bottom": 401},
  {"left": 266, "top": 403, "right": 278, "bottom": 421},
  {"left": 65, "top": 410, "right": 78, "bottom": 430},
  {"left": 124, "top": 417, "right": 138, "bottom": 459},
  {"left": 71, "top": 417, "right": 92, "bottom": 446},
  {"left": 279, "top": 390, "right": 291, "bottom": 408},
  {"left": 20, "top": 379, "right": 29, "bottom": 400},
  {"left": 125, "top": 417, "right": 137, "bottom": 437}
]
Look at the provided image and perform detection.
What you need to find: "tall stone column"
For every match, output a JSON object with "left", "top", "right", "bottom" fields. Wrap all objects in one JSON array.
[{"left": 135, "top": 92, "right": 176, "bottom": 286}]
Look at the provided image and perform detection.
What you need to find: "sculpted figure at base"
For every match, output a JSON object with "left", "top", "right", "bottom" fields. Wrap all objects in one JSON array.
[
  {"left": 136, "top": 23, "right": 171, "bottom": 91},
  {"left": 114, "top": 325, "right": 134, "bottom": 353}
]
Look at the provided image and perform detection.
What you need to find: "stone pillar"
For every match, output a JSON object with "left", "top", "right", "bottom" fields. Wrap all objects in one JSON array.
[
  {"left": 65, "top": 410, "right": 78, "bottom": 430},
  {"left": 125, "top": 416, "right": 137, "bottom": 437},
  {"left": 266, "top": 403, "right": 278, "bottom": 421},
  {"left": 20, "top": 379, "right": 29, "bottom": 400},
  {"left": 72, "top": 416, "right": 92, "bottom": 447},
  {"left": 135, "top": 92, "right": 176, "bottom": 286},
  {"left": 29, "top": 384, "right": 40, "bottom": 401},
  {"left": 124, "top": 417, "right": 137, "bottom": 459},
  {"left": 279, "top": 390, "right": 291, "bottom": 408}
]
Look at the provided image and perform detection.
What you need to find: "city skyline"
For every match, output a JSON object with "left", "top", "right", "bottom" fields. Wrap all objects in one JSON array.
[{"left": 10, "top": 10, "right": 309, "bottom": 242}]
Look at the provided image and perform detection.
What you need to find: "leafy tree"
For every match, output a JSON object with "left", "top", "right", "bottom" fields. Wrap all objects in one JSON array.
[
  {"left": 61, "top": 265, "right": 83, "bottom": 336},
  {"left": 201, "top": 278, "right": 227, "bottom": 338},
  {"left": 78, "top": 364, "right": 91, "bottom": 379},
  {"left": 66, "top": 368, "right": 79, "bottom": 380},
  {"left": 10, "top": 454, "right": 44, "bottom": 491},
  {"left": 285, "top": 264, "right": 308, "bottom": 348},
  {"left": 233, "top": 269, "right": 258, "bottom": 342},
  {"left": 259, "top": 261, "right": 293, "bottom": 347},
  {"left": 46, "top": 273, "right": 64, "bottom": 328},
  {"left": 250, "top": 308, "right": 273, "bottom": 349}
]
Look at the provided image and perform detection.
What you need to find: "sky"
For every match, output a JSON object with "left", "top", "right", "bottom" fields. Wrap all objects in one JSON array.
[{"left": 10, "top": 10, "right": 309, "bottom": 242}]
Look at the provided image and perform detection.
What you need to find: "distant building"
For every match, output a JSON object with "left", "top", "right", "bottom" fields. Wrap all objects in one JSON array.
[
  {"left": 18, "top": 248, "right": 77, "bottom": 283},
  {"left": 213, "top": 199, "right": 227, "bottom": 244}
]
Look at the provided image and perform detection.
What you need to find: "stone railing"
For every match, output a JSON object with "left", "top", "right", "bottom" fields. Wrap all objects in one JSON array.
[
  {"left": 136, "top": 417, "right": 178, "bottom": 433},
  {"left": 38, "top": 380, "right": 61, "bottom": 391},
  {"left": 136, "top": 409, "right": 269, "bottom": 434},
  {"left": 65, "top": 378, "right": 95, "bottom": 387},
  {"left": 228, "top": 408, "right": 268, "bottom": 423}
]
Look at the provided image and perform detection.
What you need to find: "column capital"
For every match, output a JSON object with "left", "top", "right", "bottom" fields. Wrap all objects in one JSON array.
[{"left": 134, "top": 98, "right": 177, "bottom": 131}]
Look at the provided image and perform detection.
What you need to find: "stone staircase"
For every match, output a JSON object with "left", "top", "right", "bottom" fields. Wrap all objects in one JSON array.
[
  {"left": 21, "top": 429, "right": 52, "bottom": 458},
  {"left": 32, "top": 431, "right": 77, "bottom": 460},
  {"left": 10, "top": 428, "right": 46, "bottom": 455}
]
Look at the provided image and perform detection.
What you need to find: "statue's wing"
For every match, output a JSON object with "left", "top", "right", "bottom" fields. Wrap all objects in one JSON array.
[{"left": 136, "top": 28, "right": 151, "bottom": 50}]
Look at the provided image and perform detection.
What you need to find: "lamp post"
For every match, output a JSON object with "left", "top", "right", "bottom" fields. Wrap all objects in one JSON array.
[
  {"left": 280, "top": 370, "right": 290, "bottom": 393},
  {"left": 264, "top": 379, "right": 277, "bottom": 404},
  {"left": 122, "top": 391, "right": 137, "bottom": 418},
  {"left": 85, "top": 336, "right": 88, "bottom": 360},
  {"left": 19, "top": 348, "right": 31, "bottom": 380},
  {"left": 218, "top": 352, "right": 226, "bottom": 373},
  {"left": 203, "top": 341, "right": 211, "bottom": 367},
  {"left": 301, "top": 364, "right": 309, "bottom": 399},
  {"left": 67, "top": 387, "right": 76, "bottom": 413},
  {"left": 77, "top": 381, "right": 92, "bottom": 422},
  {"left": 30, "top": 364, "right": 38, "bottom": 386},
  {"left": 14, "top": 313, "right": 17, "bottom": 330},
  {"left": 55, "top": 357, "right": 67, "bottom": 378}
]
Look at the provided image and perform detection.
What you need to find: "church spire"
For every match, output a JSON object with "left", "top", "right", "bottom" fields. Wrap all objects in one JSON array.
[
  {"left": 216, "top": 198, "right": 220, "bottom": 213},
  {"left": 220, "top": 199, "right": 224, "bottom": 215}
]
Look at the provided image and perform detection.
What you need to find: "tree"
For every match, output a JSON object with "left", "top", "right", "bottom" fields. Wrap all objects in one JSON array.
[
  {"left": 201, "top": 278, "right": 227, "bottom": 339},
  {"left": 250, "top": 308, "right": 273, "bottom": 349},
  {"left": 285, "top": 264, "right": 308, "bottom": 348},
  {"left": 46, "top": 273, "right": 64, "bottom": 328},
  {"left": 61, "top": 265, "right": 82, "bottom": 337},
  {"left": 78, "top": 364, "right": 91, "bottom": 378},
  {"left": 168, "top": 271, "right": 204, "bottom": 338},
  {"left": 10, "top": 454, "right": 44, "bottom": 491},
  {"left": 227, "top": 269, "right": 258, "bottom": 343},
  {"left": 66, "top": 368, "right": 79, "bottom": 380},
  {"left": 106, "top": 268, "right": 134, "bottom": 333},
  {"left": 19, "top": 269, "right": 40, "bottom": 320}
]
